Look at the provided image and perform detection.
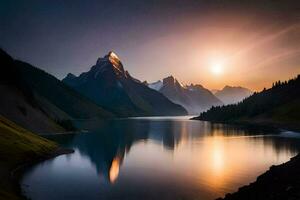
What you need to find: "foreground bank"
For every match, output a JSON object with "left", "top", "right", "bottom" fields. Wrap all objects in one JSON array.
[
  {"left": 0, "top": 116, "right": 73, "bottom": 200},
  {"left": 217, "top": 153, "right": 300, "bottom": 200}
]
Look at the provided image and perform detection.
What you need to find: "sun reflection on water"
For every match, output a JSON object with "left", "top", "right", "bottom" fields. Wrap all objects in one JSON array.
[{"left": 21, "top": 118, "right": 300, "bottom": 200}]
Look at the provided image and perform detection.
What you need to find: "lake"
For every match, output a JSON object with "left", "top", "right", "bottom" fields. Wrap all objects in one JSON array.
[{"left": 21, "top": 117, "right": 300, "bottom": 200}]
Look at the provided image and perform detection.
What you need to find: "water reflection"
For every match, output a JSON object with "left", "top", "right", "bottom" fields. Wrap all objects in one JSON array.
[
  {"left": 23, "top": 118, "right": 300, "bottom": 200},
  {"left": 48, "top": 119, "right": 299, "bottom": 185},
  {"left": 109, "top": 155, "right": 122, "bottom": 183}
]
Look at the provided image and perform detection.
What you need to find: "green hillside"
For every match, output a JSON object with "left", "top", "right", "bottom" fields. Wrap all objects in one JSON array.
[
  {"left": 193, "top": 75, "right": 300, "bottom": 130},
  {"left": 0, "top": 115, "right": 58, "bottom": 200},
  {"left": 15, "top": 60, "right": 113, "bottom": 119},
  {"left": 0, "top": 49, "right": 113, "bottom": 133}
]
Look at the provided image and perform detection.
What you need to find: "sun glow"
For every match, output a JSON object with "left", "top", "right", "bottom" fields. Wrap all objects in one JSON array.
[{"left": 211, "top": 63, "right": 224, "bottom": 75}]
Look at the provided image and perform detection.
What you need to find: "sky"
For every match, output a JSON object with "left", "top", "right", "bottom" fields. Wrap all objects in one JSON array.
[{"left": 1, "top": 0, "right": 300, "bottom": 91}]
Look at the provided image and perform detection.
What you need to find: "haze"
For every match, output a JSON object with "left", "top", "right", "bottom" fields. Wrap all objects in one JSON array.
[{"left": 1, "top": 0, "right": 300, "bottom": 91}]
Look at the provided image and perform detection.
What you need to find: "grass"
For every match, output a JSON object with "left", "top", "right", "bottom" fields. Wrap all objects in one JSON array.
[{"left": 0, "top": 115, "right": 58, "bottom": 200}]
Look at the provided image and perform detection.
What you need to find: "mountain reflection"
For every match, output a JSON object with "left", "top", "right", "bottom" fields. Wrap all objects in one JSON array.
[
  {"left": 109, "top": 155, "right": 122, "bottom": 183},
  {"left": 49, "top": 119, "right": 300, "bottom": 184}
]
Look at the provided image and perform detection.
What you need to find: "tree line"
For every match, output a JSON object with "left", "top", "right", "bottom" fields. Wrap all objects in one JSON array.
[{"left": 197, "top": 75, "right": 300, "bottom": 121}]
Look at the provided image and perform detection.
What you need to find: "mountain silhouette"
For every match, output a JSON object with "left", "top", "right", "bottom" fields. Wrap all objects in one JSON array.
[
  {"left": 63, "top": 52, "right": 187, "bottom": 117},
  {"left": 148, "top": 76, "right": 222, "bottom": 114},
  {"left": 215, "top": 86, "right": 253, "bottom": 105},
  {"left": 0, "top": 49, "right": 113, "bottom": 133}
]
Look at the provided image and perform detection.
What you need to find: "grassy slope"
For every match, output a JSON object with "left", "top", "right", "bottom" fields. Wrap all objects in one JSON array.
[
  {"left": 0, "top": 115, "right": 58, "bottom": 200},
  {"left": 0, "top": 85, "right": 67, "bottom": 134},
  {"left": 1, "top": 49, "right": 114, "bottom": 134},
  {"left": 16, "top": 60, "right": 114, "bottom": 120}
]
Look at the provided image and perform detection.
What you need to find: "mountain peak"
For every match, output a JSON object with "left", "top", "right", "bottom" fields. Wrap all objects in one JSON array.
[
  {"left": 105, "top": 51, "right": 123, "bottom": 70},
  {"left": 105, "top": 51, "right": 120, "bottom": 63},
  {"left": 63, "top": 73, "right": 77, "bottom": 83},
  {"left": 216, "top": 85, "right": 253, "bottom": 105},
  {"left": 223, "top": 85, "right": 233, "bottom": 90},
  {"left": 66, "top": 73, "right": 76, "bottom": 79},
  {"left": 162, "top": 76, "right": 187, "bottom": 89},
  {"left": 148, "top": 80, "right": 163, "bottom": 91},
  {"left": 188, "top": 84, "right": 204, "bottom": 89},
  {"left": 95, "top": 51, "right": 125, "bottom": 77},
  {"left": 222, "top": 85, "right": 251, "bottom": 92},
  {"left": 62, "top": 52, "right": 187, "bottom": 117},
  {"left": 149, "top": 76, "right": 222, "bottom": 114},
  {"left": 163, "top": 76, "right": 177, "bottom": 85}
]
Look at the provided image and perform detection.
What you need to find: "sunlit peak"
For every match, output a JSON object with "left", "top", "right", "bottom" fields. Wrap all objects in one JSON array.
[
  {"left": 107, "top": 51, "right": 124, "bottom": 73},
  {"left": 109, "top": 51, "right": 120, "bottom": 60}
]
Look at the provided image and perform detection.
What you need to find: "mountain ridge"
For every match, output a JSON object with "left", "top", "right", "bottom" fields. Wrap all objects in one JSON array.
[
  {"left": 63, "top": 52, "right": 187, "bottom": 117},
  {"left": 215, "top": 85, "right": 253, "bottom": 105},
  {"left": 0, "top": 49, "right": 114, "bottom": 133},
  {"left": 148, "top": 76, "right": 222, "bottom": 114}
]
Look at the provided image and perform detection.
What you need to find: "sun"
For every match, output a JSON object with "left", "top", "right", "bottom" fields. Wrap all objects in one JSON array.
[{"left": 211, "top": 63, "right": 224, "bottom": 75}]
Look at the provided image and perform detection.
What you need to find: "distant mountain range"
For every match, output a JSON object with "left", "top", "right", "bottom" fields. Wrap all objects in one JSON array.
[
  {"left": 0, "top": 48, "right": 263, "bottom": 130},
  {"left": 0, "top": 49, "right": 113, "bottom": 133},
  {"left": 63, "top": 52, "right": 187, "bottom": 117},
  {"left": 147, "top": 76, "right": 222, "bottom": 114},
  {"left": 214, "top": 86, "right": 253, "bottom": 105},
  {"left": 193, "top": 75, "right": 300, "bottom": 130}
]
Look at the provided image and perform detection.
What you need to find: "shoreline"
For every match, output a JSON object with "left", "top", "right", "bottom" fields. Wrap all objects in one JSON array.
[
  {"left": 7, "top": 118, "right": 300, "bottom": 200},
  {"left": 191, "top": 117, "right": 300, "bottom": 200},
  {"left": 216, "top": 153, "right": 300, "bottom": 200},
  {"left": 190, "top": 117, "right": 300, "bottom": 132},
  {"left": 4, "top": 147, "right": 74, "bottom": 200}
]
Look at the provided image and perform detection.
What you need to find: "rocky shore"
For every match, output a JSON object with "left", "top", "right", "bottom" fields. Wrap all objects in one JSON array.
[{"left": 217, "top": 153, "right": 300, "bottom": 200}]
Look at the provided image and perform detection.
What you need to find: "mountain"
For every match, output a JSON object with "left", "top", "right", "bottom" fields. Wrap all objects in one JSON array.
[
  {"left": 0, "top": 49, "right": 113, "bottom": 133},
  {"left": 148, "top": 76, "right": 222, "bottom": 114},
  {"left": 148, "top": 80, "right": 163, "bottom": 91},
  {"left": 215, "top": 86, "right": 253, "bottom": 105},
  {"left": 193, "top": 75, "right": 300, "bottom": 130},
  {"left": 211, "top": 89, "right": 220, "bottom": 94},
  {"left": 63, "top": 52, "right": 187, "bottom": 117}
]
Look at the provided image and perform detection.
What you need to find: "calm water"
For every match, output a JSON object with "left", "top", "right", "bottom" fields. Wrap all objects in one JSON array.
[{"left": 22, "top": 117, "right": 300, "bottom": 200}]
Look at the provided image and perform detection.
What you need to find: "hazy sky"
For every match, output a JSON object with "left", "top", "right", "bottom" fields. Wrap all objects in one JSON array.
[{"left": 1, "top": 0, "right": 300, "bottom": 90}]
